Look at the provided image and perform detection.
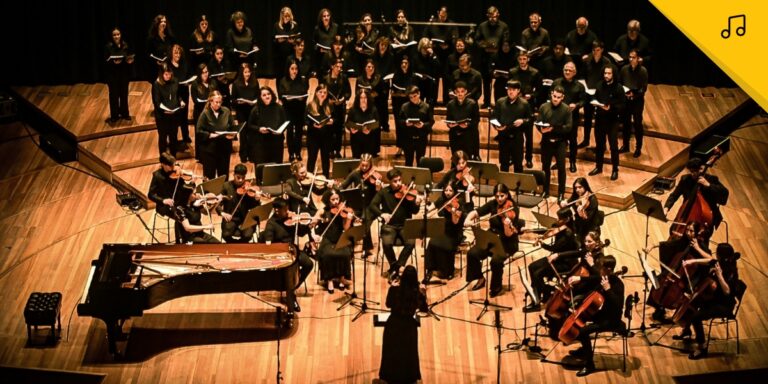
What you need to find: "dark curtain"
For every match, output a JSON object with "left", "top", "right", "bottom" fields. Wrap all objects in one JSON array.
[{"left": 0, "top": 0, "right": 733, "bottom": 87}]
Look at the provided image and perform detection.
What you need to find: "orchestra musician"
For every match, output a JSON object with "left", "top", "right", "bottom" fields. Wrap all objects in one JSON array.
[
  {"left": 445, "top": 81, "right": 481, "bottom": 159},
  {"left": 463, "top": 183, "right": 524, "bottom": 297},
  {"left": 369, "top": 168, "right": 423, "bottom": 281},
  {"left": 312, "top": 188, "right": 355, "bottom": 293},
  {"left": 396, "top": 86, "right": 434, "bottom": 167},
  {"left": 491, "top": 80, "right": 532, "bottom": 173},
  {"left": 561, "top": 177, "right": 601, "bottom": 242},
  {"left": 423, "top": 183, "right": 466, "bottom": 284},
  {"left": 217, "top": 164, "right": 261, "bottom": 243},
  {"left": 173, "top": 187, "right": 221, "bottom": 244},
  {"left": 284, "top": 161, "right": 320, "bottom": 216},
  {"left": 339, "top": 154, "right": 381, "bottom": 256},
  {"left": 195, "top": 90, "right": 236, "bottom": 181},
  {"left": 664, "top": 157, "right": 729, "bottom": 236},
  {"left": 148, "top": 153, "right": 186, "bottom": 218},
  {"left": 435, "top": 150, "right": 476, "bottom": 211},
  {"left": 565, "top": 255, "right": 625, "bottom": 376}
]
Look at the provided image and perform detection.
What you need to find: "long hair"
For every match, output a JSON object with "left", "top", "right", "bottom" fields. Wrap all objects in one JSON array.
[
  {"left": 309, "top": 83, "right": 331, "bottom": 116},
  {"left": 148, "top": 14, "right": 174, "bottom": 39},
  {"left": 569, "top": 177, "right": 594, "bottom": 201},
  {"left": 353, "top": 88, "right": 372, "bottom": 111},
  {"left": 397, "top": 265, "right": 420, "bottom": 312},
  {"left": 193, "top": 15, "right": 215, "bottom": 43},
  {"left": 256, "top": 85, "right": 277, "bottom": 107},
  {"left": 204, "top": 90, "right": 223, "bottom": 111}
]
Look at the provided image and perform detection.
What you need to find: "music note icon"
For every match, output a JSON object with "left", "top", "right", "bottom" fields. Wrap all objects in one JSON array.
[{"left": 721, "top": 14, "right": 746, "bottom": 39}]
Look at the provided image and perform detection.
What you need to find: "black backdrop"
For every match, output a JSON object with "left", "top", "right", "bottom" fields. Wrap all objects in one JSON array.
[{"left": 0, "top": 0, "right": 733, "bottom": 87}]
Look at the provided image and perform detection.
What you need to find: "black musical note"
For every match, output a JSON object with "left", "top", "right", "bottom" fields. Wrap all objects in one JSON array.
[{"left": 721, "top": 14, "right": 746, "bottom": 39}]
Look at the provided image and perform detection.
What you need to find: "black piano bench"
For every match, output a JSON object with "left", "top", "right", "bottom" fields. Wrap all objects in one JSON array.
[{"left": 23, "top": 292, "right": 62, "bottom": 346}]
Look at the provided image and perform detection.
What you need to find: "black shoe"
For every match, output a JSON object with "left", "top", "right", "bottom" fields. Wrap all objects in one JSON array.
[
  {"left": 618, "top": 145, "right": 629, "bottom": 153},
  {"left": 525, "top": 161, "right": 533, "bottom": 169},
  {"left": 550, "top": 163, "right": 557, "bottom": 170},
  {"left": 471, "top": 277, "right": 486, "bottom": 291},
  {"left": 107, "top": 117, "right": 119, "bottom": 123},
  {"left": 610, "top": 169, "right": 619, "bottom": 181},
  {"left": 568, "top": 347, "right": 587, "bottom": 358},
  {"left": 688, "top": 348, "right": 708, "bottom": 360},
  {"left": 542, "top": 192, "right": 550, "bottom": 199},
  {"left": 523, "top": 303, "right": 541, "bottom": 312},
  {"left": 633, "top": 149, "right": 641, "bottom": 158},
  {"left": 576, "top": 364, "right": 596, "bottom": 377},
  {"left": 672, "top": 332, "right": 693, "bottom": 341},
  {"left": 569, "top": 163, "right": 577, "bottom": 173},
  {"left": 651, "top": 310, "right": 667, "bottom": 322},
  {"left": 293, "top": 299, "right": 301, "bottom": 313},
  {"left": 490, "top": 286, "right": 504, "bottom": 298},
  {"left": 577, "top": 141, "right": 589, "bottom": 148},
  {"left": 588, "top": 168, "right": 602, "bottom": 176}
]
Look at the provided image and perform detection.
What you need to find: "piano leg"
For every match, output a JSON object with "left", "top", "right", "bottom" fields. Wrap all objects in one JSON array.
[{"left": 104, "top": 317, "right": 125, "bottom": 357}]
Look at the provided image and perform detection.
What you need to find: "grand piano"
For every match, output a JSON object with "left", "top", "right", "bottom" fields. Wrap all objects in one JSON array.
[{"left": 77, "top": 243, "right": 298, "bottom": 355}]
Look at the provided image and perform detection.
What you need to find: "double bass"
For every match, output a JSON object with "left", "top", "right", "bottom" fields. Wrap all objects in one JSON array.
[{"left": 669, "top": 148, "right": 723, "bottom": 239}]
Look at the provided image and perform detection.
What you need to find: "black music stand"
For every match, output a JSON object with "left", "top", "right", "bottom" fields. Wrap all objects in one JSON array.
[
  {"left": 470, "top": 227, "right": 513, "bottom": 321},
  {"left": 468, "top": 160, "right": 499, "bottom": 202},
  {"left": 335, "top": 225, "right": 377, "bottom": 321},
  {"left": 340, "top": 188, "right": 364, "bottom": 213},
  {"left": 506, "top": 264, "right": 544, "bottom": 354},
  {"left": 395, "top": 166, "right": 432, "bottom": 192},
  {"left": 532, "top": 211, "right": 558, "bottom": 232},
  {"left": 632, "top": 191, "right": 667, "bottom": 336},
  {"left": 196, "top": 175, "right": 226, "bottom": 195},
  {"left": 261, "top": 163, "right": 293, "bottom": 196},
  {"left": 240, "top": 202, "right": 274, "bottom": 242},
  {"left": 497, "top": 171, "right": 543, "bottom": 211},
  {"left": 403, "top": 217, "right": 445, "bottom": 271},
  {"left": 332, "top": 159, "right": 360, "bottom": 180}
]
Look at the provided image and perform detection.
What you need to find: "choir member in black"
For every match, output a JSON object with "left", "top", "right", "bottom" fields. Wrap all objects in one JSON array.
[
  {"left": 389, "top": 10, "right": 416, "bottom": 58},
  {"left": 552, "top": 61, "right": 586, "bottom": 173},
  {"left": 397, "top": 86, "right": 434, "bottom": 167},
  {"left": 340, "top": 154, "right": 381, "bottom": 256},
  {"left": 261, "top": 198, "right": 314, "bottom": 293},
  {"left": 195, "top": 90, "right": 236, "bottom": 180},
  {"left": 356, "top": 59, "right": 384, "bottom": 156},
  {"left": 273, "top": 7, "right": 300, "bottom": 79},
  {"left": 677, "top": 243, "right": 739, "bottom": 359},
  {"left": 246, "top": 86, "right": 287, "bottom": 165},
  {"left": 664, "top": 157, "right": 729, "bottom": 233},
  {"left": 312, "top": 8, "right": 339, "bottom": 74},
  {"left": 540, "top": 39, "right": 573, "bottom": 81},
  {"left": 445, "top": 82, "right": 480, "bottom": 159},
  {"left": 379, "top": 265, "right": 427, "bottom": 384},
  {"left": 424, "top": 6, "right": 458, "bottom": 106},
  {"left": 312, "top": 188, "right": 354, "bottom": 293},
  {"left": 188, "top": 15, "right": 216, "bottom": 70},
  {"left": 225, "top": 11, "right": 258, "bottom": 68},
  {"left": 525, "top": 208, "right": 581, "bottom": 310},
  {"left": 174, "top": 188, "right": 221, "bottom": 244},
  {"left": 191, "top": 63, "right": 217, "bottom": 159},
  {"left": 411, "top": 38, "right": 440, "bottom": 105},
  {"left": 279, "top": 60, "right": 310, "bottom": 161},
  {"left": 435, "top": 151, "right": 477, "bottom": 210},
  {"left": 561, "top": 177, "right": 601, "bottom": 242},
  {"left": 148, "top": 152, "right": 184, "bottom": 217},
  {"left": 323, "top": 59, "right": 351, "bottom": 158},
  {"left": 491, "top": 80, "right": 532, "bottom": 173},
  {"left": 423, "top": 183, "right": 466, "bottom": 284},
  {"left": 588, "top": 65, "right": 625, "bottom": 181},
  {"left": 152, "top": 63, "right": 185, "bottom": 156},
  {"left": 218, "top": 164, "right": 260, "bottom": 243},
  {"left": 474, "top": 6, "right": 510, "bottom": 108},
  {"left": 564, "top": 17, "right": 597, "bottom": 74},
  {"left": 566, "top": 255, "right": 625, "bottom": 376},
  {"left": 169, "top": 44, "right": 192, "bottom": 150},
  {"left": 287, "top": 38, "right": 312, "bottom": 79},
  {"left": 369, "top": 168, "right": 423, "bottom": 279},
  {"left": 321, "top": 38, "right": 352, "bottom": 77},
  {"left": 231, "top": 63, "right": 260, "bottom": 162},
  {"left": 284, "top": 161, "right": 319, "bottom": 216},
  {"left": 373, "top": 37, "right": 396, "bottom": 78},
  {"left": 446, "top": 38, "right": 471, "bottom": 82},
  {"left": 208, "top": 46, "right": 232, "bottom": 107},
  {"left": 346, "top": 89, "right": 379, "bottom": 159},
  {"left": 510, "top": 54, "right": 542, "bottom": 167},
  {"left": 450, "top": 54, "right": 483, "bottom": 104},
  {"left": 579, "top": 41, "right": 613, "bottom": 149},
  {"left": 352, "top": 14, "right": 378, "bottom": 73},
  {"left": 490, "top": 40, "right": 515, "bottom": 106},
  {"left": 613, "top": 20, "right": 652, "bottom": 65},
  {"left": 104, "top": 27, "right": 134, "bottom": 123},
  {"left": 146, "top": 14, "right": 174, "bottom": 82},
  {"left": 305, "top": 84, "right": 334, "bottom": 177},
  {"left": 463, "top": 183, "right": 524, "bottom": 297},
  {"left": 619, "top": 49, "right": 649, "bottom": 158},
  {"left": 391, "top": 55, "right": 416, "bottom": 156},
  {"left": 520, "top": 12, "right": 551, "bottom": 69},
  {"left": 538, "top": 85, "right": 573, "bottom": 199}
]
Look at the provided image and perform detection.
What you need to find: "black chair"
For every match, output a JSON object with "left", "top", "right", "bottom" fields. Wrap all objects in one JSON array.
[
  {"left": 591, "top": 313, "right": 631, "bottom": 372},
  {"left": 418, "top": 157, "right": 444, "bottom": 174},
  {"left": 467, "top": 160, "right": 499, "bottom": 199},
  {"left": 706, "top": 279, "right": 747, "bottom": 353},
  {"left": 516, "top": 170, "right": 546, "bottom": 209}
]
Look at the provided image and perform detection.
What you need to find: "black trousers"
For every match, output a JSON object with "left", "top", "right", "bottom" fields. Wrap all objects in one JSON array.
[
  {"left": 622, "top": 96, "right": 645, "bottom": 150},
  {"left": 523, "top": 124, "right": 534, "bottom": 163},
  {"left": 568, "top": 109, "right": 580, "bottom": 164},
  {"left": 331, "top": 104, "right": 345, "bottom": 154},
  {"left": 582, "top": 103, "right": 595, "bottom": 145},
  {"left": 221, "top": 219, "right": 255, "bottom": 243},
  {"left": 107, "top": 78, "right": 129, "bottom": 119},
  {"left": 200, "top": 147, "right": 231, "bottom": 181},
  {"left": 350, "top": 131, "right": 378, "bottom": 159},
  {"left": 391, "top": 96, "right": 408, "bottom": 148},
  {"left": 424, "top": 237, "right": 458, "bottom": 278},
  {"left": 577, "top": 322, "right": 612, "bottom": 367},
  {"left": 403, "top": 134, "right": 427, "bottom": 167},
  {"left": 306, "top": 126, "right": 332, "bottom": 176},
  {"left": 541, "top": 140, "right": 567, "bottom": 196},
  {"left": 466, "top": 242, "right": 514, "bottom": 291},
  {"left": 156, "top": 112, "right": 179, "bottom": 156},
  {"left": 527, "top": 257, "right": 575, "bottom": 302},
  {"left": 286, "top": 119, "right": 304, "bottom": 159},
  {"left": 594, "top": 115, "right": 619, "bottom": 171},
  {"left": 499, "top": 135, "right": 524, "bottom": 173},
  {"left": 296, "top": 250, "right": 314, "bottom": 287},
  {"left": 381, "top": 224, "right": 416, "bottom": 272}
]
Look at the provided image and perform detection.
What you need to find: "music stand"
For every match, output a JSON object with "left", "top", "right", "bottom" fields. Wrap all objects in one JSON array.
[
  {"left": 632, "top": 191, "right": 668, "bottom": 338},
  {"left": 402, "top": 217, "right": 445, "bottom": 270},
  {"left": 467, "top": 161, "right": 499, "bottom": 202},
  {"left": 340, "top": 188, "right": 364, "bottom": 213},
  {"left": 196, "top": 175, "right": 226, "bottom": 195},
  {"left": 332, "top": 159, "right": 360, "bottom": 180},
  {"left": 532, "top": 212, "right": 558, "bottom": 231},
  {"left": 394, "top": 166, "right": 432, "bottom": 191},
  {"left": 505, "top": 264, "right": 544, "bottom": 354},
  {"left": 335, "top": 225, "right": 378, "bottom": 321},
  {"left": 428, "top": 189, "right": 443, "bottom": 203},
  {"left": 470, "top": 227, "right": 513, "bottom": 321},
  {"left": 240, "top": 201, "right": 273, "bottom": 233},
  {"left": 261, "top": 163, "right": 293, "bottom": 196}
]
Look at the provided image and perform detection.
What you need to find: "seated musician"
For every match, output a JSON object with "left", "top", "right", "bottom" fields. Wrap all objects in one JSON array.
[
  {"left": 339, "top": 154, "right": 381, "bottom": 256},
  {"left": 312, "top": 188, "right": 355, "bottom": 293},
  {"left": 463, "top": 183, "right": 524, "bottom": 297},
  {"left": 664, "top": 157, "right": 729, "bottom": 238},
  {"left": 435, "top": 150, "right": 476, "bottom": 212},
  {"left": 525, "top": 208, "right": 580, "bottom": 311},
  {"left": 676, "top": 243, "right": 739, "bottom": 359},
  {"left": 218, "top": 164, "right": 261, "bottom": 243},
  {"left": 284, "top": 161, "right": 321, "bottom": 216},
  {"left": 369, "top": 168, "right": 423, "bottom": 281},
  {"left": 565, "top": 255, "right": 625, "bottom": 376},
  {"left": 173, "top": 188, "right": 221, "bottom": 244},
  {"left": 561, "top": 177, "right": 601, "bottom": 242},
  {"left": 423, "top": 183, "right": 466, "bottom": 284},
  {"left": 261, "top": 198, "right": 315, "bottom": 299},
  {"left": 148, "top": 152, "right": 183, "bottom": 217}
]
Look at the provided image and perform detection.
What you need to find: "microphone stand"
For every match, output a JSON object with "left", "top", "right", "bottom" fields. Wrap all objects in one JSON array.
[
  {"left": 275, "top": 306, "right": 283, "bottom": 384},
  {"left": 486, "top": 106, "right": 493, "bottom": 163},
  {"left": 421, "top": 182, "right": 440, "bottom": 321}
]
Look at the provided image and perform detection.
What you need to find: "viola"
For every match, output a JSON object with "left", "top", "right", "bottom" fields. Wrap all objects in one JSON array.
[
  {"left": 670, "top": 148, "right": 723, "bottom": 239},
  {"left": 284, "top": 212, "right": 313, "bottom": 226},
  {"left": 497, "top": 200, "right": 518, "bottom": 237},
  {"left": 331, "top": 205, "right": 357, "bottom": 220}
]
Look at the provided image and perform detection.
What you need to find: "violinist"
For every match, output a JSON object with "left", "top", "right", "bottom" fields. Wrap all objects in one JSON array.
[
  {"left": 340, "top": 154, "right": 380, "bottom": 256},
  {"left": 445, "top": 81, "right": 480, "bottom": 159},
  {"left": 396, "top": 85, "right": 434, "bottom": 167},
  {"left": 565, "top": 255, "right": 625, "bottom": 377},
  {"left": 148, "top": 153, "right": 187, "bottom": 217},
  {"left": 346, "top": 88, "right": 380, "bottom": 159},
  {"left": 525, "top": 208, "right": 580, "bottom": 311},
  {"left": 173, "top": 188, "right": 221, "bottom": 244},
  {"left": 284, "top": 161, "right": 319, "bottom": 216},
  {"left": 435, "top": 150, "right": 476, "bottom": 211},
  {"left": 261, "top": 198, "right": 315, "bottom": 297},
  {"left": 675, "top": 243, "right": 739, "bottom": 359},
  {"left": 218, "top": 164, "right": 260, "bottom": 243},
  {"left": 369, "top": 168, "right": 423, "bottom": 281},
  {"left": 312, "top": 188, "right": 355, "bottom": 293},
  {"left": 423, "top": 183, "right": 466, "bottom": 284},
  {"left": 463, "top": 183, "right": 524, "bottom": 297},
  {"left": 561, "top": 177, "right": 600, "bottom": 242},
  {"left": 195, "top": 90, "right": 236, "bottom": 181},
  {"left": 664, "top": 157, "right": 729, "bottom": 239}
]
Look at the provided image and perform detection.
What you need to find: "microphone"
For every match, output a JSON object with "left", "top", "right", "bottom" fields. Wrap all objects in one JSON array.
[{"left": 623, "top": 294, "right": 634, "bottom": 319}]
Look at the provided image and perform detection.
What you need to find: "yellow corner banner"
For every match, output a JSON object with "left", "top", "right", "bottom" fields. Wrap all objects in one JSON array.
[{"left": 650, "top": 0, "right": 767, "bottom": 110}]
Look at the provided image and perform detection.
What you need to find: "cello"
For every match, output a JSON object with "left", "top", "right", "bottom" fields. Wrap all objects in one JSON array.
[
  {"left": 669, "top": 148, "right": 723, "bottom": 239},
  {"left": 649, "top": 223, "right": 710, "bottom": 309},
  {"left": 544, "top": 239, "right": 610, "bottom": 320}
]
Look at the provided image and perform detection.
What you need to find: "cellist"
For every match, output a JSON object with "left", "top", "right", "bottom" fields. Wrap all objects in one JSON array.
[
  {"left": 564, "top": 255, "right": 625, "bottom": 377},
  {"left": 664, "top": 157, "right": 729, "bottom": 239}
]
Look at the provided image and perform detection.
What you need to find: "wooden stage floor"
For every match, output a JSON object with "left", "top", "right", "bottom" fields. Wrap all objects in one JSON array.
[{"left": 1, "top": 82, "right": 767, "bottom": 383}]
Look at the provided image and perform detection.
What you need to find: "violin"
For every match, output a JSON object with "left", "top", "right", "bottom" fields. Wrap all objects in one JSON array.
[
  {"left": 169, "top": 166, "right": 203, "bottom": 182},
  {"left": 330, "top": 205, "right": 357, "bottom": 220},
  {"left": 497, "top": 200, "right": 518, "bottom": 237},
  {"left": 237, "top": 181, "right": 270, "bottom": 199},
  {"left": 284, "top": 211, "right": 313, "bottom": 226},
  {"left": 394, "top": 184, "right": 420, "bottom": 201},
  {"left": 362, "top": 168, "right": 382, "bottom": 185},
  {"left": 192, "top": 192, "right": 223, "bottom": 209},
  {"left": 455, "top": 166, "right": 475, "bottom": 188}
]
